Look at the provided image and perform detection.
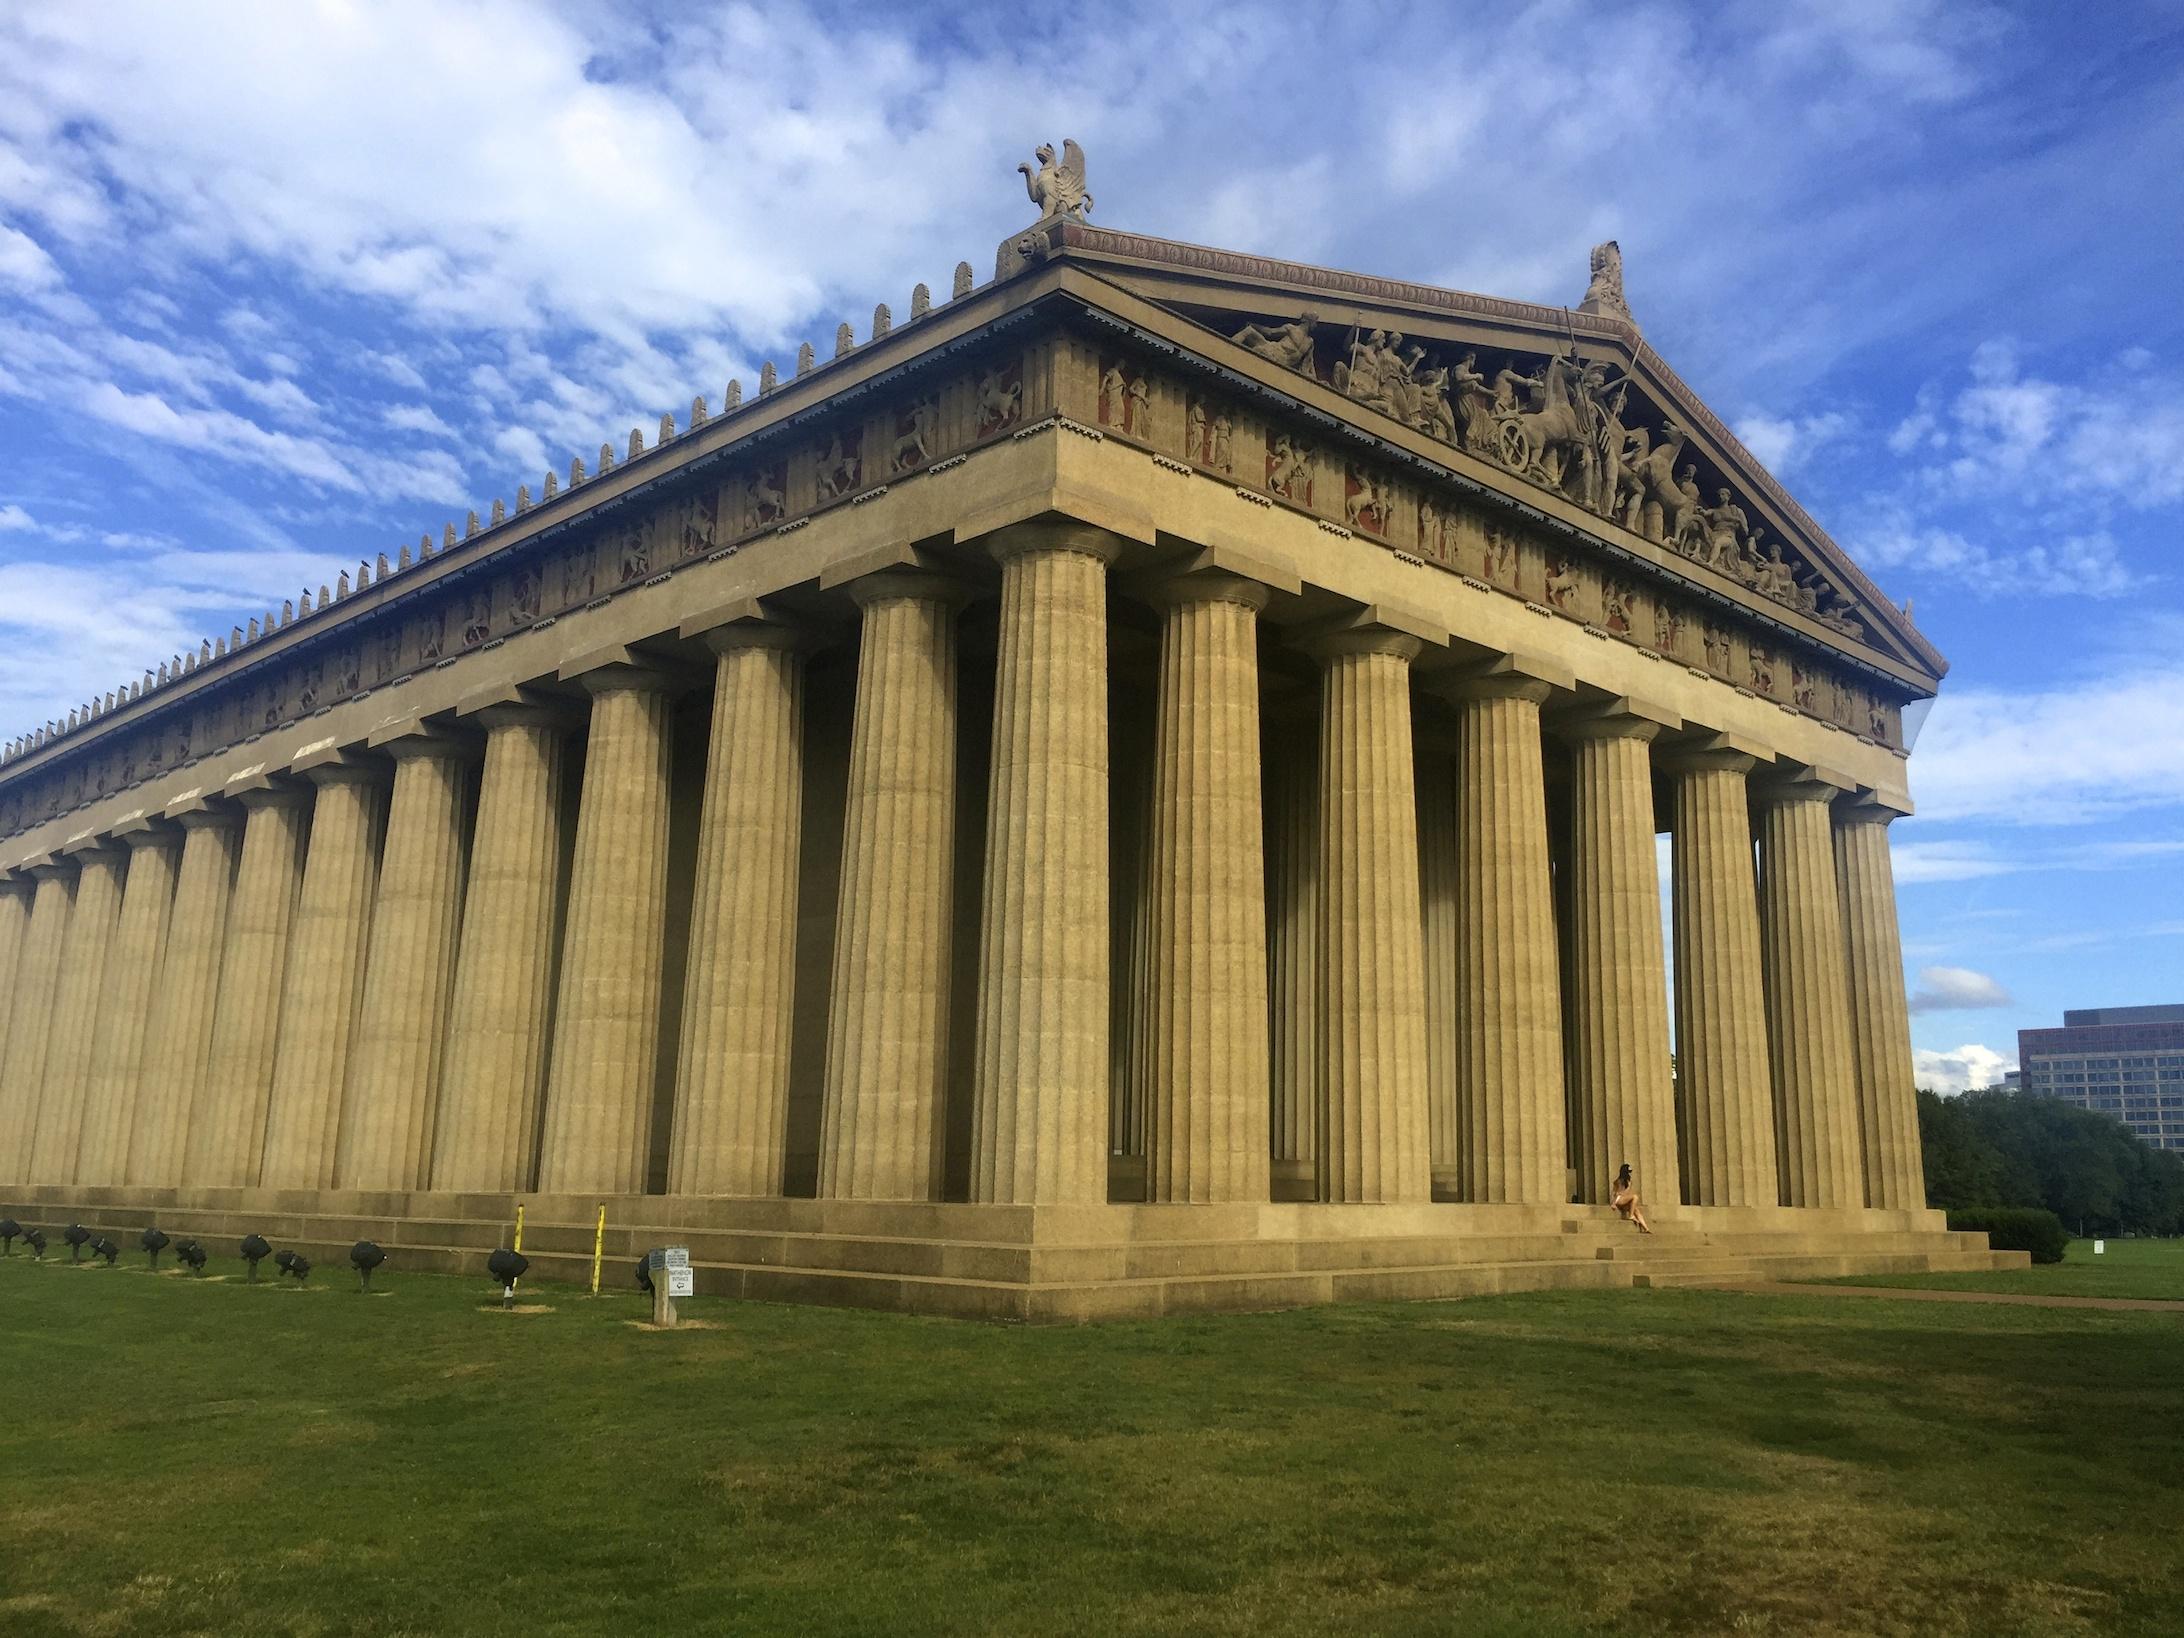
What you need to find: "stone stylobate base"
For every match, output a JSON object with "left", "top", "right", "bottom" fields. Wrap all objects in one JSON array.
[{"left": 0, "top": 1180, "right": 2018, "bottom": 1324}]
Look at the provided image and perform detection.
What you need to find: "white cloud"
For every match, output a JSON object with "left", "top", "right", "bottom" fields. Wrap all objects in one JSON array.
[
  {"left": 0, "top": 221, "right": 62, "bottom": 291},
  {"left": 1909, "top": 652, "right": 2184, "bottom": 824},
  {"left": 1915, "top": 1043, "right": 2016, "bottom": 1096},
  {"left": 1903, "top": 339, "right": 2184, "bottom": 510},
  {"left": 1908, "top": 965, "right": 2014, "bottom": 1013},
  {"left": 0, "top": 503, "right": 34, "bottom": 532},
  {"left": 1734, "top": 410, "right": 1851, "bottom": 478},
  {"left": 383, "top": 402, "right": 455, "bottom": 439},
  {"left": 1855, "top": 518, "right": 2144, "bottom": 599},
  {"left": 1892, "top": 839, "right": 2017, "bottom": 883}
]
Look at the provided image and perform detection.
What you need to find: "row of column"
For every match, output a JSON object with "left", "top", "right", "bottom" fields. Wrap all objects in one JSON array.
[{"left": 0, "top": 523, "right": 1925, "bottom": 1213}]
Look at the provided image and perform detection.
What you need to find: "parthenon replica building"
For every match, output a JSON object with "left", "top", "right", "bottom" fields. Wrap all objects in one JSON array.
[{"left": 0, "top": 150, "right": 2019, "bottom": 1315}]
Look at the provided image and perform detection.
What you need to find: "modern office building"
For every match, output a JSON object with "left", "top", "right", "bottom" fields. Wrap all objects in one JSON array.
[{"left": 2019, "top": 1006, "right": 2184, "bottom": 1151}]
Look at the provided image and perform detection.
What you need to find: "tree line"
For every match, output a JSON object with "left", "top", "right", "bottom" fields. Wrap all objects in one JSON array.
[{"left": 1919, "top": 1089, "right": 2184, "bottom": 1236}]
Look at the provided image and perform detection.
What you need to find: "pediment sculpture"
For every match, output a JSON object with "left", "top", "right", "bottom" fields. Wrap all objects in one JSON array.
[{"left": 1230, "top": 313, "right": 1863, "bottom": 640}]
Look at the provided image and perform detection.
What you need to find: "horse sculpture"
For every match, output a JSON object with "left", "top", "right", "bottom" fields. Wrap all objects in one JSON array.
[
  {"left": 1620, "top": 424, "right": 1700, "bottom": 546},
  {"left": 1495, "top": 349, "right": 1593, "bottom": 493}
]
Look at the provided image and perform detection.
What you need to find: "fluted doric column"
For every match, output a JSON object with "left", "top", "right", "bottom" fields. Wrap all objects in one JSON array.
[
  {"left": 261, "top": 760, "right": 387, "bottom": 1190},
  {"left": 127, "top": 811, "right": 236, "bottom": 1186},
  {"left": 1561, "top": 708, "right": 1679, "bottom": 1208},
  {"left": 1311, "top": 626, "right": 1431, "bottom": 1203},
  {"left": 0, "top": 880, "right": 31, "bottom": 1068},
  {"left": 1141, "top": 572, "right": 1269, "bottom": 1203},
  {"left": 1756, "top": 776, "right": 1865, "bottom": 1208},
  {"left": 433, "top": 704, "right": 570, "bottom": 1194},
  {"left": 1445, "top": 667, "right": 1567, "bottom": 1204},
  {"left": 820, "top": 571, "right": 962, "bottom": 1201},
  {"left": 29, "top": 846, "right": 126, "bottom": 1184},
  {"left": 536, "top": 665, "right": 676, "bottom": 1196},
  {"left": 76, "top": 830, "right": 181, "bottom": 1184},
  {"left": 186, "top": 785, "right": 309, "bottom": 1187},
  {"left": 671, "top": 625, "right": 808, "bottom": 1197},
  {"left": 0, "top": 863, "right": 75, "bottom": 1182},
  {"left": 1263, "top": 692, "right": 1319, "bottom": 1192},
  {"left": 1668, "top": 749, "right": 1778, "bottom": 1206},
  {"left": 967, "top": 526, "right": 1115, "bottom": 1204},
  {"left": 1415, "top": 722, "right": 1460, "bottom": 1192},
  {"left": 337, "top": 734, "right": 470, "bottom": 1192},
  {"left": 1836, "top": 802, "right": 1925, "bottom": 1210}
]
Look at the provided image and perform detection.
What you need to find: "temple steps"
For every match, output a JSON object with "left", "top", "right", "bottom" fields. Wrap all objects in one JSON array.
[{"left": 0, "top": 1188, "right": 2028, "bottom": 1322}]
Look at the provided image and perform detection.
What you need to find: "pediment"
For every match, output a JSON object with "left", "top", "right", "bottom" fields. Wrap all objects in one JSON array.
[{"left": 1017, "top": 220, "right": 1941, "bottom": 688}]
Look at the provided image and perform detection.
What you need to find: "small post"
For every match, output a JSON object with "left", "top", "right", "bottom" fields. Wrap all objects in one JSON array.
[
  {"left": 648, "top": 1246, "right": 691, "bottom": 1329},
  {"left": 589, "top": 1203, "right": 606, "bottom": 1296}
]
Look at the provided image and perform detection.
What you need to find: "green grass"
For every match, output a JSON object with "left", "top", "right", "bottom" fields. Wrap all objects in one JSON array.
[
  {"left": 2, "top": 1255, "right": 2181, "bottom": 1636},
  {"left": 1810, "top": 1235, "right": 2184, "bottom": 1301}
]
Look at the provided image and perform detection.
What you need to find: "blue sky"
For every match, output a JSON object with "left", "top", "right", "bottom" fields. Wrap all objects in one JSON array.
[{"left": 1, "top": 1, "right": 2179, "bottom": 1092}]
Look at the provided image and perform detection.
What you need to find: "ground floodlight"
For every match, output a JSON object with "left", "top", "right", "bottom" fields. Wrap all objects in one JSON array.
[
  {"left": 350, "top": 1240, "right": 385, "bottom": 1291},
  {"left": 64, "top": 1224, "right": 90, "bottom": 1263},
  {"left": 92, "top": 1237, "right": 119, "bottom": 1266},
  {"left": 177, "top": 1239, "right": 207, "bottom": 1276},
  {"left": 140, "top": 1226, "right": 170, "bottom": 1269},
  {"left": 273, "top": 1249, "right": 312, "bottom": 1284},
  {"left": 240, "top": 1233, "right": 271, "bottom": 1282},
  {"left": 0, "top": 1218, "right": 19, "bottom": 1255},
  {"left": 634, "top": 1255, "right": 654, "bottom": 1295},
  {"left": 25, "top": 1227, "right": 47, "bottom": 1259},
  {"left": 486, "top": 1247, "right": 528, "bottom": 1308}
]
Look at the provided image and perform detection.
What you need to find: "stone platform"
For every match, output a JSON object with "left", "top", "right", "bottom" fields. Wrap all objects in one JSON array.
[{"left": 0, "top": 1185, "right": 2024, "bottom": 1322}]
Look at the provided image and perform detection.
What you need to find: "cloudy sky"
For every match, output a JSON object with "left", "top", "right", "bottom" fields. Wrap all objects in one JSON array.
[{"left": 2, "top": 1, "right": 2179, "bottom": 1093}]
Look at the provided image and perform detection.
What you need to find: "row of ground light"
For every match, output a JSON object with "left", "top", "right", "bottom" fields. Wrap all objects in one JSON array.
[{"left": 0, "top": 1216, "right": 674, "bottom": 1305}]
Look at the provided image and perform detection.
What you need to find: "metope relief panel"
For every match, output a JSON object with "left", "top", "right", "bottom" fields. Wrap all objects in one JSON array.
[
  {"left": 1096, "top": 355, "right": 1151, "bottom": 441},
  {"left": 1184, "top": 395, "right": 1237, "bottom": 477}
]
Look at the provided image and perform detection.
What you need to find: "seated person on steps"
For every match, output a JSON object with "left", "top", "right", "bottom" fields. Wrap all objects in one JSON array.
[{"left": 1611, "top": 1162, "right": 1652, "bottom": 1234}]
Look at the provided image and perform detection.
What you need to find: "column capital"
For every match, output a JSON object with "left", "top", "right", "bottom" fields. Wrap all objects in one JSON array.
[
  {"left": 455, "top": 683, "right": 583, "bottom": 733},
  {"left": 294, "top": 747, "right": 393, "bottom": 786},
  {"left": 1835, "top": 791, "right": 1913, "bottom": 825},
  {"left": 366, "top": 722, "right": 482, "bottom": 762},
  {"left": 1137, "top": 569, "right": 1273, "bottom": 615},
  {"left": 228, "top": 774, "right": 313, "bottom": 811},
  {"left": 698, "top": 619, "right": 817, "bottom": 660},
  {"left": 25, "top": 854, "right": 76, "bottom": 881},
  {"left": 1659, "top": 728, "right": 1770, "bottom": 776},
  {"left": 1298, "top": 621, "right": 1425, "bottom": 665},
  {"left": 1663, "top": 747, "right": 1757, "bottom": 776},
  {"left": 1429, "top": 650, "right": 1575, "bottom": 707},
  {"left": 1753, "top": 762, "right": 1858, "bottom": 808},
  {"left": 166, "top": 799, "right": 239, "bottom": 832},
  {"left": 678, "top": 593, "right": 825, "bottom": 653},
  {"left": 557, "top": 644, "right": 691, "bottom": 697},
  {"left": 59, "top": 832, "right": 128, "bottom": 862},
  {"left": 846, "top": 567, "right": 972, "bottom": 612},
  {"left": 985, "top": 519, "right": 1124, "bottom": 566},
  {"left": 1554, "top": 696, "right": 1677, "bottom": 746},
  {"left": 1296, "top": 603, "right": 1442, "bottom": 667}
]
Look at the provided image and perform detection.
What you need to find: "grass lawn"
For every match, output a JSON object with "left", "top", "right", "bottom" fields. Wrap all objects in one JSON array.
[
  {"left": 1810, "top": 1235, "right": 2184, "bottom": 1302},
  {"left": 2, "top": 1255, "right": 2180, "bottom": 1637}
]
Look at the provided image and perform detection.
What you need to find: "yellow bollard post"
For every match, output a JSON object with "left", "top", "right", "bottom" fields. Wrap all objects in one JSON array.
[
  {"left": 510, "top": 1203, "right": 525, "bottom": 1295},
  {"left": 589, "top": 1203, "right": 606, "bottom": 1296}
]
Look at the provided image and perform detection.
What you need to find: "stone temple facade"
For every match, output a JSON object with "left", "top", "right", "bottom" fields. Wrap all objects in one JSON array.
[{"left": 0, "top": 167, "right": 2021, "bottom": 1315}]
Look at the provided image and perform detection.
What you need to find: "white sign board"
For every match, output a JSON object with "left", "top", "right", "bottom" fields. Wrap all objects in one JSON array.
[
  {"left": 664, "top": 1246, "right": 691, "bottom": 1271},
  {"left": 667, "top": 1267, "right": 695, "bottom": 1298},
  {"left": 2094, "top": 1239, "right": 2105, "bottom": 1255}
]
